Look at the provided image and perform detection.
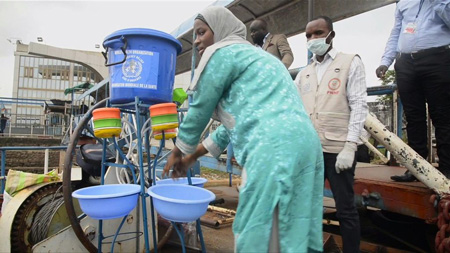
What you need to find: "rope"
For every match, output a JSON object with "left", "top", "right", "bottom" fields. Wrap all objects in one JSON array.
[
  {"left": 30, "top": 185, "right": 64, "bottom": 244},
  {"left": 431, "top": 194, "right": 450, "bottom": 252}
]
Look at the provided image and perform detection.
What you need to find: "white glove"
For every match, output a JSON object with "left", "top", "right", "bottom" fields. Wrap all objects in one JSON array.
[{"left": 335, "top": 142, "right": 357, "bottom": 174}]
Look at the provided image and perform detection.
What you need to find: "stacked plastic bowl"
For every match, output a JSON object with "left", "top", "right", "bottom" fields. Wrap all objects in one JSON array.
[
  {"left": 92, "top": 108, "right": 122, "bottom": 138},
  {"left": 150, "top": 103, "right": 178, "bottom": 139}
]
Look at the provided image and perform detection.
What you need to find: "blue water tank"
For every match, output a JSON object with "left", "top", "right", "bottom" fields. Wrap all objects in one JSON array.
[{"left": 103, "top": 28, "right": 182, "bottom": 106}]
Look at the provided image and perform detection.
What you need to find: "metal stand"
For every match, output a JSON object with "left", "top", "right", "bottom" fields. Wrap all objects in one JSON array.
[
  {"left": 95, "top": 96, "right": 207, "bottom": 253},
  {"left": 95, "top": 97, "right": 155, "bottom": 253}
]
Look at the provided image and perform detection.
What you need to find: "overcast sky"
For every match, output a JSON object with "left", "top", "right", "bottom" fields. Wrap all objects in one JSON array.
[{"left": 0, "top": 0, "right": 396, "bottom": 100}]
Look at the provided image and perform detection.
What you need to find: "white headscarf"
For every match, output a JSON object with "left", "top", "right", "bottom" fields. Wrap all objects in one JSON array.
[{"left": 189, "top": 6, "right": 251, "bottom": 91}]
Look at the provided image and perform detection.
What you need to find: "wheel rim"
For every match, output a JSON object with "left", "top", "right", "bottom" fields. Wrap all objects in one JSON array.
[
  {"left": 62, "top": 98, "right": 173, "bottom": 252},
  {"left": 63, "top": 98, "right": 107, "bottom": 253}
]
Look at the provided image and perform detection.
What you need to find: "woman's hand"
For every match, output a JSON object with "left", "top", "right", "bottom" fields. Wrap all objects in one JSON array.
[
  {"left": 162, "top": 147, "right": 185, "bottom": 178},
  {"left": 162, "top": 144, "right": 209, "bottom": 178},
  {"left": 179, "top": 154, "right": 199, "bottom": 173}
]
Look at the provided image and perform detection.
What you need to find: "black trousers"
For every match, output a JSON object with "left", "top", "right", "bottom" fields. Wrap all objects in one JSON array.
[
  {"left": 324, "top": 152, "right": 360, "bottom": 253},
  {"left": 356, "top": 144, "right": 371, "bottom": 163},
  {"left": 395, "top": 47, "right": 450, "bottom": 175}
]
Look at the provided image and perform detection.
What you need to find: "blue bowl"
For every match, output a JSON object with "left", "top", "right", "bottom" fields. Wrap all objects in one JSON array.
[
  {"left": 72, "top": 184, "right": 141, "bottom": 220},
  {"left": 156, "top": 177, "right": 207, "bottom": 188},
  {"left": 148, "top": 184, "right": 215, "bottom": 222}
]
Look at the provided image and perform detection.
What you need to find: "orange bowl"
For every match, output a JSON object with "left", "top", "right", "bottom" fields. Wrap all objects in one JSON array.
[
  {"left": 150, "top": 103, "right": 178, "bottom": 117},
  {"left": 93, "top": 108, "right": 121, "bottom": 120}
]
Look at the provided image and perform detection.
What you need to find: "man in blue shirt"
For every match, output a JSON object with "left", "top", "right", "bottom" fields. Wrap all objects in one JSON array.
[{"left": 376, "top": 0, "right": 450, "bottom": 182}]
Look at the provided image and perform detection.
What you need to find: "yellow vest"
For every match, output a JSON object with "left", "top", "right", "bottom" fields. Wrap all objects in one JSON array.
[{"left": 298, "top": 53, "right": 356, "bottom": 153}]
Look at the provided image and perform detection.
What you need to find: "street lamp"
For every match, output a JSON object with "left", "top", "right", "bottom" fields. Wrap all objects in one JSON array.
[
  {"left": 37, "top": 37, "right": 43, "bottom": 42},
  {"left": 95, "top": 44, "right": 100, "bottom": 48}
]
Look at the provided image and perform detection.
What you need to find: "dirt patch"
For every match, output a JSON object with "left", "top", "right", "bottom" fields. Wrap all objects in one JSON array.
[{"left": 200, "top": 167, "right": 240, "bottom": 181}]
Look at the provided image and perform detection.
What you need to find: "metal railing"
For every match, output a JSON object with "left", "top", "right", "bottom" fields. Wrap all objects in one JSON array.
[
  {"left": 1, "top": 123, "right": 67, "bottom": 138},
  {"left": 0, "top": 146, "right": 67, "bottom": 194}
]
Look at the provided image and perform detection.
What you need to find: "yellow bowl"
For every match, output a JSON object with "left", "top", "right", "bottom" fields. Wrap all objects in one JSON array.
[
  {"left": 94, "top": 127, "right": 122, "bottom": 138},
  {"left": 151, "top": 122, "right": 179, "bottom": 131}
]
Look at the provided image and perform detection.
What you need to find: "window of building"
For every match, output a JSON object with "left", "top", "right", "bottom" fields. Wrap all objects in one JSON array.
[
  {"left": 43, "top": 69, "right": 52, "bottom": 79},
  {"left": 31, "top": 79, "right": 38, "bottom": 89},
  {"left": 24, "top": 67, "right": 34, "bottom": 78},
  {"left": 77, "top": 71, "right": 83, "bottom": 81},
  {"left": 54, "top": 69, "right": 60, "bottom": 80},
  {"left": 61, "top": 70, "right": 69, "bottom": 80},
  {"left": 85, "top": 71, "right": 91, "bottom": 82}
]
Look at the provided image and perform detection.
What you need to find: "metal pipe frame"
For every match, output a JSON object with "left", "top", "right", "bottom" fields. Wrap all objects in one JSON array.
[{"left": 365, "top": 113, "right": 450, "bottom": 195}]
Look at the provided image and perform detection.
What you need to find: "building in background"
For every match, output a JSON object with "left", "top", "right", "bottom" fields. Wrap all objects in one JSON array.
[{"left": 7, "top": 41, "right": 107, "bottom": 137}]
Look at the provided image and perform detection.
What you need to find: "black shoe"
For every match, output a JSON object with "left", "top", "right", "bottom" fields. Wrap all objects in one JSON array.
[{"left": 390, "top": 171, "right": 417, "bottom": 182}]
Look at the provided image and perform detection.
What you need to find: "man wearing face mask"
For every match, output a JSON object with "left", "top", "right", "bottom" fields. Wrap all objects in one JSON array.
[{"left": 295, "top": 16, "right": 368, "bottom": 253}]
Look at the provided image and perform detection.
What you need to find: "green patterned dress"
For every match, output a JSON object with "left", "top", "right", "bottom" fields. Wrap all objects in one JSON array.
[{"left": 176, "top": 44, "right": 324, "bottom": 252}]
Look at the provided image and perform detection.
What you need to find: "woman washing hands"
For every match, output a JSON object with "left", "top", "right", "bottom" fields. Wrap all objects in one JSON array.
[
  {"left": 163, "top": 144, "right": 207, "bottom": 178},
  {"left": 163, "top": 6, "right": 324, "bottom": 252}
]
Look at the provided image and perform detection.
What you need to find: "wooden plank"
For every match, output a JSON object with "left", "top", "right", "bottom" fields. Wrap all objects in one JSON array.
[{"left": 325, "top": 164, "right": 436, "bottom": 220}]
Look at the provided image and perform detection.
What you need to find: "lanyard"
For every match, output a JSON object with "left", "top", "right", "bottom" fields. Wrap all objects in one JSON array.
[{"left": 416, "top": 0, "right": 425, "bottom": 19}]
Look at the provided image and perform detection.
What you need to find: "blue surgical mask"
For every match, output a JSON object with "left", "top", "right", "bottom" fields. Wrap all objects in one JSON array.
[{"left": 307, "top": 32, "right": 332, "bottom": 56}]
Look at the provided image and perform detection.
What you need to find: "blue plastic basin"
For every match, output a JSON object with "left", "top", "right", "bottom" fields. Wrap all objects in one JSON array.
[
  {"left": 148, "top": 184, "right": 215, "bottom": 223},
  {"left": 156, "top": 177, "right": 207, "bottom": 188},
  {"left": 72, "top": 184, "right": 141, "bottom": 220}
]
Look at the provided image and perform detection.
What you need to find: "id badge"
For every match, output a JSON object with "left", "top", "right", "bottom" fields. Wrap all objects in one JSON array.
[{"left": 403, "top": 22, "right": 417, "bottom": 34}]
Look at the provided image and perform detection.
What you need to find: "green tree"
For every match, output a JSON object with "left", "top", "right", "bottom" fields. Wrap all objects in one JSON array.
[{"left": 377, "top": 69, "right": 396, "bottom": 102}]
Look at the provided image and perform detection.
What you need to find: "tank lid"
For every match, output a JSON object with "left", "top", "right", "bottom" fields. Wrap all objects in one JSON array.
[{"left": 104, "top": 28, "right": 182, "bottom": 54}]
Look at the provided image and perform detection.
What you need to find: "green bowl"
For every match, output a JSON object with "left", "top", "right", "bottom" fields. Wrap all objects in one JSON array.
[
  {"left": 151, "top": 114, "right": 178, "bottom": 125},
  {"left": 93, "top": 118, "right": 122, "bottom": 129}
]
